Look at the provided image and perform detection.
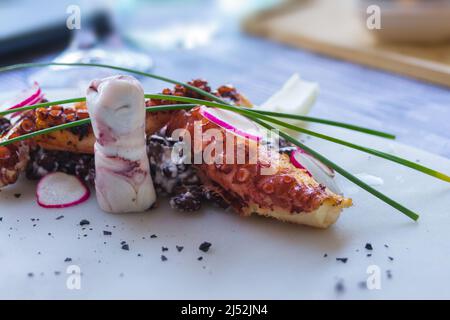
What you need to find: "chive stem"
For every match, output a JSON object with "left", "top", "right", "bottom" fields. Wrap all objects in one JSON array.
[
  {"left": 249, "top": 116, "right": 419, "bottom": 221},
  {"left": 142, "top": 94, "right": 450, "bottom": 183},
  {"left": 0, "top": 95, "right": 395, "bottom": 139},
  {"left": 0, "top": 104, "right": 197, "bottom": 146},
  {"left": 250, "top": 109, "right": 396, "bottom": 139},
  {"left": 0, "top": 98, "right": 86, "bottom": 117}
]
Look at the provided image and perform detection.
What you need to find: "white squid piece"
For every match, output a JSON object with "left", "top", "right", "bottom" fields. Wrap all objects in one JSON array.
[{"left": 86, "top": 75, "right": 156, "bottom": 213}]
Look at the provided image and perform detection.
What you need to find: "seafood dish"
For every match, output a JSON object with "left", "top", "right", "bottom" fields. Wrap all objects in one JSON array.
[{"left": 0, "top": 62, "right": 448, "bottom": 230}]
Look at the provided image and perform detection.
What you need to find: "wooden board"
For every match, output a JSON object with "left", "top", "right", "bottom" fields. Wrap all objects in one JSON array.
[{"left": 244, "top": 0, "right": 450, "bottom": 87}]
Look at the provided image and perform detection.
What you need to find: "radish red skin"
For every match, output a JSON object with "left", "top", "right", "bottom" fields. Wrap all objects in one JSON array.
[
  {"left": 36, "top": 173, "right": 90, "bottom": 209},
  {"left": 290, "top": 149, "right": 313, "bottom": 177},
  {"left": 11, "top": 93, "right": 44, "bottom": 118},
  {"left": 290, "top": 148, "right": 335, "bottom": 177},
  {"left": 4, "top": 82, "right": 42, "bottom": 111},
  {"left": 199, "top": 106, "right": 262, "bottom": 142}
]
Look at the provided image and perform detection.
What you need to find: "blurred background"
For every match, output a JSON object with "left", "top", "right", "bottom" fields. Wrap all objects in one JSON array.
[
  {"left": 0, "top": 0, "right": 281, "bottom": 87},
  {"left": 1, "top": 0, "right": 450, "bottom": 87},
  {"left": 0, "top": 0, "right": 449, "bottom": 156}
]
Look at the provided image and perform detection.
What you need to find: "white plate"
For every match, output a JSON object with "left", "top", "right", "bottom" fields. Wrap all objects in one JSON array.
[{"left": 0, "top": 89, "right": 449, "bottom": 299}]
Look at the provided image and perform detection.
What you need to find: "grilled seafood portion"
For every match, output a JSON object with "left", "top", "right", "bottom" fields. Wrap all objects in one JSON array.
[
  {"left": 0, "top": 80, "right": 250, "bottom": 189},
  {"left": 33, "top": 102, "right": 171, "bottom": 154},
  {"left": 0, "top": 114, "right": 34, "bottom": 187},
  {"left": 0, "top": 78, "right": 351, "bottom": 227},
  {"left": 165, "top": 108, "right": 352, "bottom": 228},
  {"left": 0, "top": 142, "right": 29, "bottom": 188}
]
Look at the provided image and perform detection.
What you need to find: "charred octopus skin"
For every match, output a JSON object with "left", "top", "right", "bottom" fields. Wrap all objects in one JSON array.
[
  {"left": 165, "top": 108, "right": 352, "bottom": 228},
  {"left": 86, "top": 75, "right": 156, "bottom": 213},
  {"left": 0, "top": 113, "right": 35, "bottom": 187}
]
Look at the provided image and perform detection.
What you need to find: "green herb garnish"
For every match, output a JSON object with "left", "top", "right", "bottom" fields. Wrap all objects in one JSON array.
[
  {"left": 1, "top": 61, "right": 447, "bottom": 221},
  {"left": 0, "top": 104, "right": 197, "bottom": 146}
]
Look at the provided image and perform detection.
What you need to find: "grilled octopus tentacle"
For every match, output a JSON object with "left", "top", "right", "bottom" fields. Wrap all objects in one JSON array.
[
  {"left": 164, "top": 108, "right": 352, "bottom": 228},
  {"left": 0, "top": 79, "right": 248, "bottom": 189}
]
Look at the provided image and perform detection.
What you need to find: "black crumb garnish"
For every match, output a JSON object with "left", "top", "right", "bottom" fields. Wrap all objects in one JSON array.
[
  {"left": 27, "top": 272, "right": 34, "bottom": 278},
  {"left": 199, "top": 242, "right": 212, "bottom": 253},
  {"left": 365, "top": 243, "right": 373, "bottom": 251},
  {"left": 103, "top": 230, "right": 112, "bottom": 236},
  {"left": 386, "top": 270, "right": 393, "bottom": 279},
  {"left": 323, "top": 253, "right": 328, "bottom": 258},
  {"left": 121, "top": 244, "right": 130, "bottom": 251},
  {"left": 388, "top": 256, "right": 394, "bottom": 261},
  {"left": 176, "top": 246, "right": 184, "bottom": 252},
  {"left": 335, "top": 280, "right": 345, "bottom": 294},
  {"left": 79, "top": 219, "right": 90, "bottom": 226},
  {"left": 14, "top": 193, "right": 21, "bottom": 198},
  {"left": 162, "top": 246, "right": 168, "bottom": 252},
  {"left": 0, "top": 217, "right": 2, "bottom": 222},
  {"left": 384, "top": 244, "right": 389, "bottom": 248},
  {"left": 366, "top": 254, "right": 372, "bottom": 257},
  {"left": 54, "top": 271, "right": 61, "bottom": 276},
  {"left": 64, "top": 257, "right": 72, "bottom": 262},
  {"left": 161, "top": 255, "right": 167, "bottom": 262},
  {"left": 336, "top": 258, "right": 348, "bottom": 263},
  {"left": 197, "top": 256, "right": 203, "bottom": 261},
  {"left": 55, "top": 215, "right": 64, "bottom": 220},
  {"left": 150, "top": 234, "right": 157, "bottom": 239},
  {"left": 137, "top": 254, "right": 142, "bottom": 257}
]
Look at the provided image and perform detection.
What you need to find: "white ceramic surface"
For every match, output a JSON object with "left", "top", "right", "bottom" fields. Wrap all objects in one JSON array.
[{"left": 0, "top": 90, "right": 449, "bottom": 299}]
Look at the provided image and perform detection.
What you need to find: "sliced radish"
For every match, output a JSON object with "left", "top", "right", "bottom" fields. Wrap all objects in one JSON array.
[
  {"left": 290, "top": 148, "right": 341, "bottom": 194},
  {"left": 1, "top": 82, "right": 43, "bottom": 112},
  {"left": 36, "top": 172, "right": 90, "bottom": 208},
  {"left": 10, "top": 94, "right": 44, "bottom": 118},
  {"left": 199, "top": 106, "right": 262, "bottom": 141}
]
